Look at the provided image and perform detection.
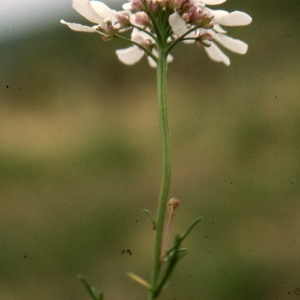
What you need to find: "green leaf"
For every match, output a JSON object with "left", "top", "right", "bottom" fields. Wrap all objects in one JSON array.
[
  {"left": 166, "top": 217, "right": 202, "bottom": 256},
  {"left": 143, "top": 209, "right": 156, "bottom": 229},
  {"left": 77, "top": 274, "right": 104, "bottom": 300},
  {"left": 179, "top": 217, "right": 202, "bottom": 241},
  {"left": 153, "top": 216, "right": 202, "bottom": 298}
]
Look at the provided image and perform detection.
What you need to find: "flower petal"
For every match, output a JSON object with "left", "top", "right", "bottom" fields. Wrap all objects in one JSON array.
[
  {"left": 182, "top": 30, "right": 197, "bottom": 44},
  {"left": 131, "top": 27, "right": 148, "bottom": 43},
  {"left": 147, "top": 56, "right": 157, "bottom": 68},
  {"left": 169, "top": 12, "right": 188, "bottom": 36},
  {"left": 60, "top": 20, "right": 97, "bottom": 32},
  {"left": 204, "top": 42, "right": 230, "bottom": 65},
  {"left": 122, "top": 2, "right": 132, "bottom": 10},
  {"left": 147, "top": 47, "right": 158, "bottom": 68},
  {"left": 200, "top": 0, "right": 226, "bottom": 4},
  {"left": 212, "top": 24, "right": 227, "bottom": 34},
  {"left": 213, "top": 10, "right": 252, "bottom": 26},
  {"left": 146, "top": 51, "right": 173, "bottom": 68},
  {"left": 214, "top": 34, "right": 248, "bottom": 54},
  {"left": 130, "top": 28, "right": 155, "bottom": 45},
  {"left": 115, "top": 46, "right": 144, "bottom": 65},
  {"left": 72, "top": 0, "right": 104, "bottom": 23},
  {"left": 167, "top": 53, "right": 174, "bottom": 63},
  {"left": 90, "top": 1, "right": 116, "bottom": 20}
]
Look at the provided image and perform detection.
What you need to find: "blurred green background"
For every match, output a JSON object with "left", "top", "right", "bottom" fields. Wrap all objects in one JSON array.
[{"left": 1, "top": 0, "right": 300, "bottom": 299}]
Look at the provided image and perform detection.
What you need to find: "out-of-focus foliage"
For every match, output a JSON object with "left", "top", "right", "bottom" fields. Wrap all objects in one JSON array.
[{"left": 1, "top": 1, "right": 300, "bottom": 299}]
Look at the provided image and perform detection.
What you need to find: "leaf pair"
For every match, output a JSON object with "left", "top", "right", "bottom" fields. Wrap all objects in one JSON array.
[{"left": 153, "top": 217, "right": 202, "bottom": 298}]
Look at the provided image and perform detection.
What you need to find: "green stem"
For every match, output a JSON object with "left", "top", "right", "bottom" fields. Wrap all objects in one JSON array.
[{"left": 149, "top": 40, "right": 171, "bottom": 299}]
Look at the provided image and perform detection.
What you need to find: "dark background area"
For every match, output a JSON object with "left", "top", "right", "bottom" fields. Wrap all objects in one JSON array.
[{"left": 1, "top": 1, "right": 300, "bottom": 299}]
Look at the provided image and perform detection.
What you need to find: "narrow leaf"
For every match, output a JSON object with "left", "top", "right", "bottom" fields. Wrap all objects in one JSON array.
[
  {"left": 127, "top": 272, "right": 152, "bottom": 290},
  {"left": 77, "top": 274, "right": 104, "bottom": 300},
  {"left": 143, "top": 209, "right": 156, "bottom": 229}
]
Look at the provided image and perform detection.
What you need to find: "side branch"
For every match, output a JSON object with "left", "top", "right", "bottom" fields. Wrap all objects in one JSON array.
[{"left": 114, "top": 33, "right": 158, "bottom": 62}]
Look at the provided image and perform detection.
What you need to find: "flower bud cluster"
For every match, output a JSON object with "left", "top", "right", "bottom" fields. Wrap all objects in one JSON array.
[
  {"left": 182, "top": 6, "right": 212, "bottom": 27},
  {"left": 134, "top": 12, "right": 152, "bottom": 27},
  {"left": 131, "top": 0, "right": 158, "bottom": 12}
]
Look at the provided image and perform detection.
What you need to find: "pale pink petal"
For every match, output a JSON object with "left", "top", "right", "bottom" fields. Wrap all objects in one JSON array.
[
  {"left": 147, "top": 56, "right": 157, "bottom": 68},
  {"left": 167, "top": 53, "right": 174, "bottom": 63},
  {"left": 90, "top": 1, "right": 116, "bottom": 20},
  {"left": 72, "top": 0, "right": 104, "bottom": 23},
  {"left": 131, "top": 28, "right": 155, "bottom": 44},
  {"left": 212, "top": 24, "right": 227, "bottom": 34},
  {"left": 190, "top": 0, "right": 225, "bottom": 5},
  {"left": 131, "top": 28, "right": 149, "bottom": 43},
  {"left": 204, "top": 42, "right": 230, "bottom": 65},
  {"left": 122, "top": 2, "right": 132, "bottom": 10},
  {"left": 60, "top": 20, "right": 97, "bottom": 32},
  {"left": 183, "top": 31, "right": 197, "bottom": 44},
  {"left": 213, "top": 10, "right": 252, "bottom": 26},
  {"left": 214, "top": 34, "right": 248, "bottom": 54},
  {"left": 115, "top": 46, "right": 144, "bottom": 65},
  {"left": 207, "top": 9, "right": 227, "bottom": 20},
  {"left": 149, "top": 48, "right": 158, "bottom": 67},
  {"left": 200, "top": 0, "right": 226, "bottom": 4},
  {"left": 147, "top": 49, "right": 173, "bottom": 68},
  {"left": 169, "top": 12, "right": 188, "bottom": 36}
]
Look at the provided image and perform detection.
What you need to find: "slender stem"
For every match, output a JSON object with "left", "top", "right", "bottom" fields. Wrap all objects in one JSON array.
[
  {"left": 114, "top": 33, "right": 157, "bottom": 62},
  {"left": 149, "top": 40, "right": 171, "bottom": 299},
  {"left": 166, "top": 23, "right": 207, "bottom": 53}
]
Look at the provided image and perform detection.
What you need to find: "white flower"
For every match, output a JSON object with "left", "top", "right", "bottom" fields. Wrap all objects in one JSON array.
[
  {"left": 203, "top": 30, "right": 248, "bottom": 65},
  {"left": 168, "top": 2, "right": 252, "bottom": 65},
  {"left": 208, "top": 9, "right": 252, "bottom": 26},
  {"left": 62, "top": 0, "right": 251, "bottom": 66},
  {"left": 61, "top": 0, "right": 130, "bottom": 39}
]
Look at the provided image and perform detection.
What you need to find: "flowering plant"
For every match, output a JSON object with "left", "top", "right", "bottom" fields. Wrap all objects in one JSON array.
[
  {"left": 62, "top": 0, "right": 251, "bottom": 66},
  {"left": 61, "top": 0, "right": 251, "bottom": 298}
]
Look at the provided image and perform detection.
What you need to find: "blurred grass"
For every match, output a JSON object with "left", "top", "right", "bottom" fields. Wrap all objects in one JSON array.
[{"left": 1, "top": 1, "right": 300, "bottom": 299}]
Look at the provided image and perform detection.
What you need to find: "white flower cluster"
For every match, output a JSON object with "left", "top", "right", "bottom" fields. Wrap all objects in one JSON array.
[{"left": 61, "top": 0, "right": 252, "bottom": 66}]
